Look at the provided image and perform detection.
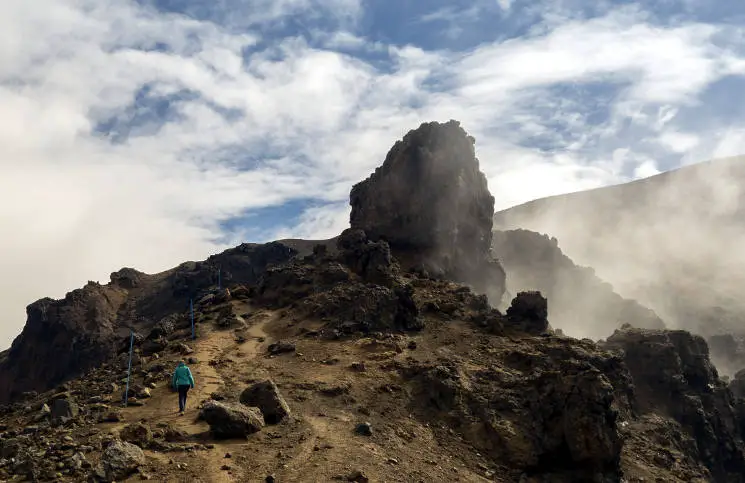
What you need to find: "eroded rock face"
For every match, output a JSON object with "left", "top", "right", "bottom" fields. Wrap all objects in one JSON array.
[
  {"left": 401, "top": 336, "right": 631, "bottom": 481},
  {"left": 349, "top": 120, "right": 506, "bottom": 304},
  {"left": 604, "top": 327, "right": 745, "bottom": 480},
  {"left": 0, "top": 285, "right": 128, "bottom": 402}
]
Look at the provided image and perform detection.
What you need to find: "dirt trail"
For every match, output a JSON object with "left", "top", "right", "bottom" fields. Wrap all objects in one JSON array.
[{"left": 100, "top": 300, "right": 272, "bottom": 482}]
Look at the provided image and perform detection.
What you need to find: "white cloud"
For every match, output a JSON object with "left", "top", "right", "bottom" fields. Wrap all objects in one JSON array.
[
  {"left": 0, "top": 0, "right": 744, "bottom": 348},
  {"left": 658, "top": 130, "right": 700, "bottom": 153}
]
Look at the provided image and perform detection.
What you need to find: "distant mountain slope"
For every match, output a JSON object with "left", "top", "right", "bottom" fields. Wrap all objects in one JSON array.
[
  {"left": 493, "top": 229, "right": 664, "bottom": 340},
  {"left": 493, "top": 156, "right": 745, "bottom": 342}
]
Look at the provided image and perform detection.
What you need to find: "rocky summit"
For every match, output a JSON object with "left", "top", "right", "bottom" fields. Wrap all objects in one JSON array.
[
  {"left": 350, "top": 120, "right": 506, "bottom": 305},
  {"left": 0, "top": 121, "right": 744, "bottom": 482}
]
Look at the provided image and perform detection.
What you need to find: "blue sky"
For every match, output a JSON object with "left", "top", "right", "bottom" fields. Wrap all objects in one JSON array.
[{"left": 1, "top": 0, "right": 745, "bottom": 346}]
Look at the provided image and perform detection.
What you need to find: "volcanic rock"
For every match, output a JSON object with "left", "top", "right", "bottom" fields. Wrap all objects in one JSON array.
[
  {"left": 402, "top": 336, "right": 631, "bottom": 481},
  {"left": 604, "top": 327, "right": 745, "bottom": 480},
  {"left": 96, "top": 440, "right": 145, "bottom": 482},
  {"left": 349, "top": 120, "right": 505, "bottom": 304},
  {"left": 119, "top": 423, "right": 154, "bottom": 448},
  {"left": 198, "top": 401, "right": 265, "bottom": 439},
  {"left": 239, "top": 379, "right": 292, "bottom": 424},
  {"left": 505, "top": 291, "right": 549, "bottom": 335},
  {"left": 50, "top": 397, "right": 79, "bottom": 424}
]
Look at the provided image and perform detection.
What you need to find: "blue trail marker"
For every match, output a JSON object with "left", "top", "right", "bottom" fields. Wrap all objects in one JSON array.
[{"left": 124, "top": 329, "right": 134, "bottom": 407}]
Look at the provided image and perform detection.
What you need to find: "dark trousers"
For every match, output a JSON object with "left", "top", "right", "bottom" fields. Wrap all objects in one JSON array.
[{"left": 177, "top": 385, "right": 190, "bottom": 412}]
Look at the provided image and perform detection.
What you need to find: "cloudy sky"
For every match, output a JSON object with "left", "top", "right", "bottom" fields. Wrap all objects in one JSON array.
[{"left": 1, "top": 0, "right": 744, "bottom": 348}]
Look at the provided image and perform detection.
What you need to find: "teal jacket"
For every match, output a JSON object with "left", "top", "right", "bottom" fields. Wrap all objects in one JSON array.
[{"left": 172, "top": 362, "right": 195, "bottom": 389}]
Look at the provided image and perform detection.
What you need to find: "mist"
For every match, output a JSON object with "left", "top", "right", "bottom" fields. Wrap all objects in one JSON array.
[{"left": 493, "top": 155, "right": 745, "bottom": 374}]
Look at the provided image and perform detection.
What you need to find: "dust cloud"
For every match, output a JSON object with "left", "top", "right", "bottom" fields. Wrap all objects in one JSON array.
[{"left": 492, "top": 155, "right": 745, "bottom": 374}]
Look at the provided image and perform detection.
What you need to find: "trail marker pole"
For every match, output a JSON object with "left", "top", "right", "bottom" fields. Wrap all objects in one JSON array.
[
  {"left": 218, "top": 266, "right": 222, "bottom": 290},
  {"left": 123, "top": 329, "right": 134, "bottom": 407},
  {"left": 190, "top": 298, "right": 195, "bottom": 340}
]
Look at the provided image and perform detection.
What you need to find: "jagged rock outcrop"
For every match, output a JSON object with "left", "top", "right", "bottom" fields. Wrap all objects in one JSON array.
[
  {"left": 255, "top": 230, "right": 422, "bottom": 336},
  {"left": 493, "top": 229, "right": 665, "bottom": 340},
  {"left": 349, "top": 120, "right": 506, "bottom": 304},
  {"left": 603, "top": 327, "right": 745, "bottom": 480},
  {"left": 0, "top": 283, "right": 128, "bottom": 402},
  {"left": 505, "top": 291, "right": 549, "bottom": 335},
  {"left": 400, "top": 335, "right": 632, "bottom": 481}
]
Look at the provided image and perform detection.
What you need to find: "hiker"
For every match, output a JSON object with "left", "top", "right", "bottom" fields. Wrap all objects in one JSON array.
[{"left": 172, "top": 361, "right": 195, "bottom": 415}]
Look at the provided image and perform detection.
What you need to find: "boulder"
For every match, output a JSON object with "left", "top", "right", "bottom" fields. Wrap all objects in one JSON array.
[
  {"left": 50, "top": 398, "right": 79, "bottom": 424},
  {"left": 239, "top": 380, "right": 292, "bottom": 424},
  {"left": 505, "top": 291, "right": 549, "bottom": 335},
  {"left": 268, "top": 341, "right": 296, "bottom": 355},
  {"left": 147, "top": 315, "right": 178, "bottom": 339},
  {"left": 119, "top": 423, "right": 153, "bottom": 448},
  {"left": 198, "top": 401, "right": 265, "bottom": 439},
  {"left": 349, "top": 120, "right": 505, "bottom": 304},
  {"left": 96, "top": 440, "right": 145, "bottom": 482}
]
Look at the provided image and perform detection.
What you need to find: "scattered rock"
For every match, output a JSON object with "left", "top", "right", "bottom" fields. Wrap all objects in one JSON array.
[
  {"left": 176, "top": 343, "right": 194, "bottom": 355},
  {"left": 346, "top": 469, "right": 369, "bottom": 482},
  {"left": 355, "top": 422, "right": 373, "bottom": 436},
  {"left": 119, "top": 423, "right": 153, "bottom": 448},
  {"left": 96, "top": 440, "right": 145, "bottom": 482},
  {"left": 50, "top": 398, "right": 79, "bottom": 424},
  {"left": 239, "top": 379, "right": 292, "bottom": 424},
  {"left": 268, "top": 341, "right": 296, "bottom": 355}
]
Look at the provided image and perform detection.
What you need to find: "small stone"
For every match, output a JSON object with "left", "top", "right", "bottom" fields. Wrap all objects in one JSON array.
[
  {"left": 266, "top": 475, "right": 276, "bottom": 483},
  {"left": 354, "top": 422, "right": 373, "bottom": 436},
  {"left": 221, "top": 465, "right": 231, "bottom": 471},
  {"left": 347, "top": 470, "right": 369, "bottom": 483},
  {"left": 387, "top": 458, "right": 399, "bottom": 465}
]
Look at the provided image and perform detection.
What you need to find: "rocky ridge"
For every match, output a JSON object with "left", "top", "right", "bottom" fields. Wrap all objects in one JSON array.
[{"left": 0, "top": 121, "right": 743, "bottom": 481}]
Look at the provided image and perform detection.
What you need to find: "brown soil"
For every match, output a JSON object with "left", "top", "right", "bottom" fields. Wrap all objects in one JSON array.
[{"left": 96, "top": 299, "right": 496, "bottom": 482}]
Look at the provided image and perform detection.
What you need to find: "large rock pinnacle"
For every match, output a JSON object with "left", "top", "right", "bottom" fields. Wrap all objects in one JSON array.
[{"left": 349, "top": 120, "right": 506, "bottom": 304}]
